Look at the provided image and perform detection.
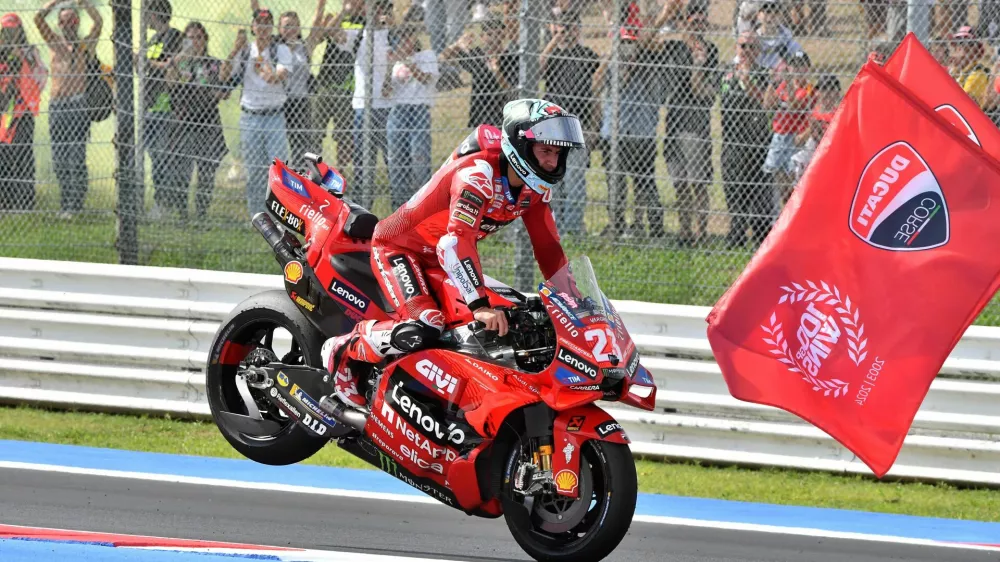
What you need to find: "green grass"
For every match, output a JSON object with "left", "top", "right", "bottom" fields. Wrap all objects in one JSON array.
[
  {"left": 0, "top": 204, "right": 752, "bottom": 306},
  {"left": 2, "top": 404, "right": 998, "bottom": 522}
]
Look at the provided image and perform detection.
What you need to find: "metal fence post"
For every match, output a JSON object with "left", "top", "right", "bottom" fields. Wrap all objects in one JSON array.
[
  {"left": 115, "top": 0, "right": 138, "bottom": 264},
  {"left": 907, "top": 0, "right": 933, "bottom": 44},
  {"left": 513, "top": 0, "right": 542, "bottom": 292},
  {"left": 609, "top": 0, "right": 621, "bottom": 239},
  {"left": 134, "top": 0, "right": 148, "bottom": 241}
]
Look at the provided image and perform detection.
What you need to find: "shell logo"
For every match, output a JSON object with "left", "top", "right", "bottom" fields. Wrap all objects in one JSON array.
[
  {"left": 284, "top": 261, "right": 303, "bottom": 284},
  {"left": 555, "top": 469, "right": 578, "bottom": 494}
]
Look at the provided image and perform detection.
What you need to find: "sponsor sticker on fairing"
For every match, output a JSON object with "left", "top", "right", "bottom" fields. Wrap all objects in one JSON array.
[
  {"left": 415, "top": 359, "right": 459, "bottom": 399},
  {"left": 281, "top": 169, "right": 310, "bottom": 198},
  {"left": 269, "top": 196, "right": 305, "bottom": 234},
  {"left": 595, "top": 420, "right": 628, "bottom": 441},
  {"left": 386, "top": 374, "right": 465, "bottom": 447},
  {"left": 329, "top": 279, "right": 370, "bottom": 311},
  {"left": 321, "top": 168, "right": 345, "bottom": 194},
  {"left": 555, "top": 366, "right": 584, "bottom": 384},
  {"left": 557, "top": 346, "right": 599, "bottom": 379},
  {"left": 284, "top": 261, "right": 303, "bottom": 284}
]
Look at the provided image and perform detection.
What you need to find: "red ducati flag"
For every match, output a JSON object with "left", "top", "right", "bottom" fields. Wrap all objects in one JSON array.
[
  {"left": 706, "top": 61, "right": 1000, "bottom": 477},
  {"left": 882, "top": 32, "right": 1000, "bottom": 154}
]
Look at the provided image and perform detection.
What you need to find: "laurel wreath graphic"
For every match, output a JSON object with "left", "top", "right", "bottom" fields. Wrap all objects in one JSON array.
[{"left": 760, "top": 280, "right": 867, "bottom": 398}]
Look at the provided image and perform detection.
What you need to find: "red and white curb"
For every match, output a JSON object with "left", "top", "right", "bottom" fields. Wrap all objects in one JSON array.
[{"left": 0, "top": 524, "right": 468, "bottom": 561}]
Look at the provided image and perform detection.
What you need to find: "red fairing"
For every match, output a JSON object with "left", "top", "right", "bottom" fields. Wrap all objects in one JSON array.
[
  {"left": 267, "top": 161, "right": 342, "bottom": 265},
  {"left": 372, "top": 125, "right": 567, "bottom": 311},
  {"left": 551, "top": 405, "right": 630, "bottom": 499},
  {"left": 362, "top": 349, "right": 539, "bottom": 512}
]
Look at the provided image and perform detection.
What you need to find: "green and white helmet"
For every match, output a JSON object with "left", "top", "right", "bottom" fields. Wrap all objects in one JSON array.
[{"left": 500, "top": 99, "right": 586, "bottom": 195}]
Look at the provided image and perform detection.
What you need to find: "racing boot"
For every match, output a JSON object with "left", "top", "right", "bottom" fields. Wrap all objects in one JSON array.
[{"left": 320, "top": 319, "right": 387, "bottom": 408}]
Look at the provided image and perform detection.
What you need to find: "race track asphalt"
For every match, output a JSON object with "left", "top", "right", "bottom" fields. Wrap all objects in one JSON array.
[{"left": 2, "top": 467, "right": 997, "bottom": 562}]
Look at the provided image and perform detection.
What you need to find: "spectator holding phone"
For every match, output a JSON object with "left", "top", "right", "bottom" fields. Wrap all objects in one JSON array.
[
  {"left": 220, "top": 9, "right": 292, "bottom": 217},
  {"left": 383, "top": 7, "right": 439, "bottom": 209},
  {"left": 762, "top": 49, "right": 814, "bottom": 208},
  {"left": 327, "top": 0, "right": 395, "bottom": 209},
  {"left": 166, "top": 21, "right": 230, "bottom": 222},
  {"left": 251, "top": 0, "right": 327, "bottom": 168},
  {"left": 790, "top": 74, "right": 840, "bottom": 184}
]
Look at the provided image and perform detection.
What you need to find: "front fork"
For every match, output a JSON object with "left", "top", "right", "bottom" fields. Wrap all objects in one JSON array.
[
  {"left": 512, "top": 402, "right": 631, "bottom": 500},
  {"left": 511, "top": 404, "right": 556, "bottom": 496}
]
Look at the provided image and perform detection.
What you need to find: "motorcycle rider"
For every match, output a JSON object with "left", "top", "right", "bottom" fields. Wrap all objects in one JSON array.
[{"left": 321, "top": 98, "right": 586, "bottom": 408}]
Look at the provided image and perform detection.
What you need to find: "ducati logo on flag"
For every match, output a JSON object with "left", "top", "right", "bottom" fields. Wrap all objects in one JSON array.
[
  {"left": 849, "top": 141, "right": 949, "bottom": 251},
  {"left": 934, "top": 104, "right": 981, "bottom": 146}
]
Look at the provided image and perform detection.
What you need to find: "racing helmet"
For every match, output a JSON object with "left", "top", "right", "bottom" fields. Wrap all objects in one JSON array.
[{"left": 500, "top": 98, "right": 585, "bottom": 195}]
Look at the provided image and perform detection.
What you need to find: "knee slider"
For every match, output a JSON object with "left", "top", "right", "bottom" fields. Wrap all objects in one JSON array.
[{"left": 390, "top": 320, "right": 441, "bottom": 352}]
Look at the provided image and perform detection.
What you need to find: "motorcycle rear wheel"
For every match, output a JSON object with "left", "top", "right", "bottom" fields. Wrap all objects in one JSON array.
[
  {"left": 205, "top": 289, "right": 334, "bottom": 466},
  {"left": 500, "top": 439, "right": 637, "bottom": 562}
]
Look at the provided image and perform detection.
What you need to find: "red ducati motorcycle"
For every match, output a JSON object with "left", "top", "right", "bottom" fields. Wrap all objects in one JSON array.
[{"left": 206, "top": 153, "right": 658, "bottom": 562}]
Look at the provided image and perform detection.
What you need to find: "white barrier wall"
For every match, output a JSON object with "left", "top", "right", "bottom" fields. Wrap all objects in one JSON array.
[{"left": 1, "top": 257, "right": 998, "bottom": 486}]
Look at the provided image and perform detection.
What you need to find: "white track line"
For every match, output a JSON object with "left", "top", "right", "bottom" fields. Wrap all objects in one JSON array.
[
  {"left": 3, "top": 460, "right": 997, "bottom": 553},
  {"left": 632, "top": 515, "right": 1000, "bottom": 552},
  {"left": 0, "top": 461, "right": 437, "bottom": 504}
]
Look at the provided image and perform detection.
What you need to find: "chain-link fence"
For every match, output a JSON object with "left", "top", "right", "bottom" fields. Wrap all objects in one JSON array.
[{"left": 4, "top": 0, "right": 1000, "bottom": 323}]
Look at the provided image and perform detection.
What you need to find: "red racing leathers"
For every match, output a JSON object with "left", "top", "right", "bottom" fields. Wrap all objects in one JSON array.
[
  {"left": 371, "top": 124, "right": 568, "bottom": 320},
  {"left": 323, "top": 125, "right": 569, "bottom": 405}
]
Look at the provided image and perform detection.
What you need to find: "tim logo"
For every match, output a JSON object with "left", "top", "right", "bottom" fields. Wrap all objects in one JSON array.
[
  {"left": 849, "top": 141, "right": 949, "bottom": 251},
  {"left": 934, "top": 104, "right": 980, "bottom": 147},
  {"left": 280, "top": 169, "right": 309, "bottom": 198}
]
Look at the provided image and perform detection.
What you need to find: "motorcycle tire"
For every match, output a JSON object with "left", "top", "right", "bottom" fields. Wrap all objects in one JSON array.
[
  {"left": 206, "top": 289, "right": 334, "bottom": 466},
  {"left": 501, "top": 439, "right": 638, "bottom": 562}
]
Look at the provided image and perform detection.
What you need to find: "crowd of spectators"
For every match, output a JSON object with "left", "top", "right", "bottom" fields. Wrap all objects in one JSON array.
[{"left": 1, "top": 0, "right": 997, "bottom": 248}]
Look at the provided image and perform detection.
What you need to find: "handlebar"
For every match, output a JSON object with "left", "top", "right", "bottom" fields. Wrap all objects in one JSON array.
[{"left": 467, "top": 307, "right": 512, "bottom": 335}]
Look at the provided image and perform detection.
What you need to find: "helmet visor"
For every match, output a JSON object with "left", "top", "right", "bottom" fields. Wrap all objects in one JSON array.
[{"left": 526, "top": 115, "right": 585, "bottom": 148}]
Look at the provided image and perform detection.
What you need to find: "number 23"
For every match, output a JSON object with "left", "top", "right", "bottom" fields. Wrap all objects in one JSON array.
[{"left": 584, "top": 328, "right": 622, "bottom": 363}]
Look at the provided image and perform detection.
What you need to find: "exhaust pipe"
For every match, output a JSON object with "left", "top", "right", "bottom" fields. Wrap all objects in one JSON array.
[
  {"left": 320, "top": 395, "right": 369, "bottom": 433},
  {"left": 252, "top": 212, "right": 300, "bottom": 264}
]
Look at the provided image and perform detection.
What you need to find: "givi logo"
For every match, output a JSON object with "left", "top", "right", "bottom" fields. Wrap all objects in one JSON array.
[
  {"left": 849, "top": 141, "right": 949, "bottom": 251},
  {"left": 934, "top": 104, "right": 981, "bottom": 147}
]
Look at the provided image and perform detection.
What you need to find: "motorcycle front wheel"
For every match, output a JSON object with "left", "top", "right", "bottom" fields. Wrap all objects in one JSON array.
[{"left": 500, "top": 438, "right": 638, "bottom": 562}]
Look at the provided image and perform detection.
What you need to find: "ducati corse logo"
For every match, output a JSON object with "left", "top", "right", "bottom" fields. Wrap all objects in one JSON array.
[
  {"left": 934, "top": 104, "right": 980, "bottom": 147},
  {"left": 849, "top": 141, "right": 949, "bottom": 251}
]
